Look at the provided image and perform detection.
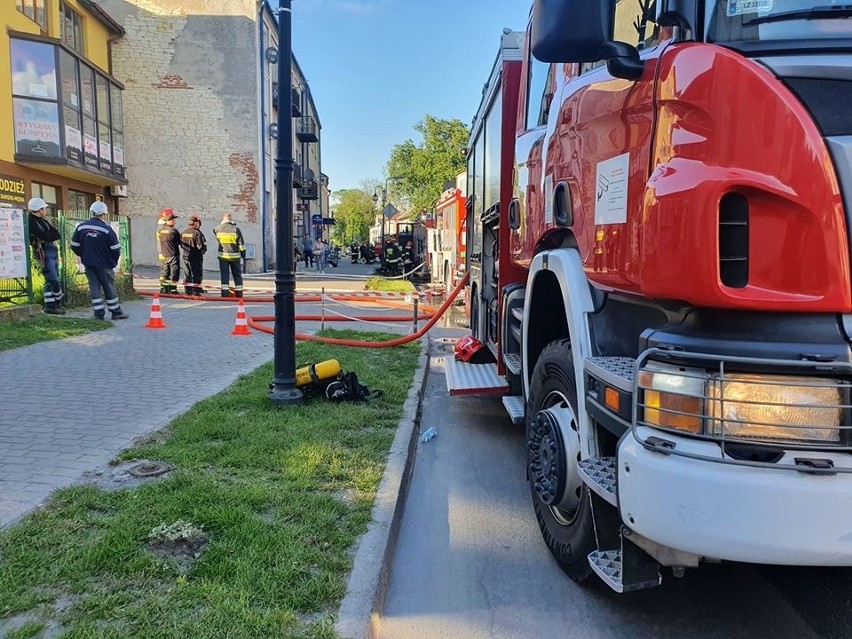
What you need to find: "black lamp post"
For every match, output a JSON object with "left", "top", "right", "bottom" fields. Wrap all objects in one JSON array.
[
  {"left": 372, "top": 186, "right": 386, "bottom": 268},
  {"left": 269, "top": 0, "right": 302, "bottom": 406}
]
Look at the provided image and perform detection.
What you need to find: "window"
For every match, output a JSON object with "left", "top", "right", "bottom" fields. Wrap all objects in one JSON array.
[
  {"left": 613, "top": 0, "right": 661, "bottom": 50},
  {"left": 16, "top": 0, "right": 48, "bottom": 33},
  {"left": 60, "top": 2, "right": 84, "bottom": 54},
  {"left": 96, "top": 75, "right": 112, "bottom": 171},
  {"left": 11, "top": 37, "right": 125, "bottom": 178},
  {"left": 525, "top": 56, "right": 552, "bottom": 129},
  {"left": 31, "top": 182, "right": 58, "bottom": 215},
  {"left": 68, "top": 189, "right": 93, "bottom": 212}
]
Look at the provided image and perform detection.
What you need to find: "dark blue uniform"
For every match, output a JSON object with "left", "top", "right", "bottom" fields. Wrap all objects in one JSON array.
[{"left": 71, "top": 216, "right": 127, "bottom": 320}]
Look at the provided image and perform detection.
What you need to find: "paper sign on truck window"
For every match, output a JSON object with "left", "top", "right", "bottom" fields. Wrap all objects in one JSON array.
[{"left": 727, "top": 0, "right": 773, "bottom": 17}]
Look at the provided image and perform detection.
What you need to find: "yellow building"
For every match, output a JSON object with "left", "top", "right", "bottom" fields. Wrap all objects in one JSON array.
[{"left": 0, "top": 0, "right": 126, "bottom": 213}]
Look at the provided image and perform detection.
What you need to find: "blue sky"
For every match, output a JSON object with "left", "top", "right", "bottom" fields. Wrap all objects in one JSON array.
[{"left": 287, "top": 0, "right": 527, "bottom": 193}]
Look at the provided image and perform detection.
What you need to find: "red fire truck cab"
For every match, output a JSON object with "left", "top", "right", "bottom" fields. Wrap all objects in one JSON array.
[{"left": 454, "top": 0, "right": 852, "bottom": 592}]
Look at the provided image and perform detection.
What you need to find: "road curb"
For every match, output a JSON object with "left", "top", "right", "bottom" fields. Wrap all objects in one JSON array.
[{"left": 335, "top": 336, "right": 430, "bottom": 639}]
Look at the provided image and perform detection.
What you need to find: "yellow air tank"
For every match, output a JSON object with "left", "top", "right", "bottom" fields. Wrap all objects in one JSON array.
[{"left": 295, "top": 359, "right": 341, "bottom": 387}]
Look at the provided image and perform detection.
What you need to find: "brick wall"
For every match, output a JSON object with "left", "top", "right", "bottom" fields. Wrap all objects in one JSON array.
[{"left": 103, "top": 0, "right": 262, "bottom": 272}]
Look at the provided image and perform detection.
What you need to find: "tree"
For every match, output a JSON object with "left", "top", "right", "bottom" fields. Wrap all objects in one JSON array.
[
  {"left": 386, "top": 115, "right": 469, "bottom": 214},
  {"left": 330, "top": 188, "right": 375, "bottom": 246}
]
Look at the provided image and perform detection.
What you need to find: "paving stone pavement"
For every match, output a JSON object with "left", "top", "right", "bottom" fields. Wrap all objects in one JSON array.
[{"left": 0, "top": 297, "right": 280, "bottom": 528}]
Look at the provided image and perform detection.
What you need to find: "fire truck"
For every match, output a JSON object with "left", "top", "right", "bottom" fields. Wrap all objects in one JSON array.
[
  {"left": 449, "top": 0, "right": 852, "bottom": 593},
  {"left": 428, "top": 173, "right": 468, "bottom": 292}
]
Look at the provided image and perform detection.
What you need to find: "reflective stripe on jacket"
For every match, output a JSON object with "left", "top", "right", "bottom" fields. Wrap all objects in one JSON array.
[{"left": 213, "top": 221, "right": 245, "bottom": 261}]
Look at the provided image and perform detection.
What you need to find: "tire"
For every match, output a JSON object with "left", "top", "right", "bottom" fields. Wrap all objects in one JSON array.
[{"left": 526, "top": 338, "right": 595, "bottom": 581}]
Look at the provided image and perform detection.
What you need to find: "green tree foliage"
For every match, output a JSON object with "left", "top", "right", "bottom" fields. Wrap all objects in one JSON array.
[
  {"left": 330, "top": 188, "right": 375, "bottom": 245},
  {"left": 386, "top": 115, "right": 469, "bottom": 214}
]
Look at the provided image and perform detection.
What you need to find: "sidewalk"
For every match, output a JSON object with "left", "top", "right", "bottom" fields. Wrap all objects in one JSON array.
[{"left": 0, "top": 297, "right": 276, "bottom": 527}]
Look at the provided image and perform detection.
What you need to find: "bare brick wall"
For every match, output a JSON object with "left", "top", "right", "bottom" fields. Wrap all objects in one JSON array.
[{"left": 101, "top": 0, "right": 262, "bottom": 271}]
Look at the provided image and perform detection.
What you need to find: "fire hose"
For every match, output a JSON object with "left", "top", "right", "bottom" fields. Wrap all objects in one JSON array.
[{"left": 248, "top": 271, "right": 469, "bottom": 347}]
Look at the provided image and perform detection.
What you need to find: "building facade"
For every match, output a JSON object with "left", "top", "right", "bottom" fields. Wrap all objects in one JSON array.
[
  {"left": 1, "top": 0, "right": 126, "bottom": 214},
  {"left": 97, "top": 0, "right": 323, "bottom": 272}
]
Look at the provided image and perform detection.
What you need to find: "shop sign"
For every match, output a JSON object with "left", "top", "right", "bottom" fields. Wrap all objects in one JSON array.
[
  {"left": 0, "top": 175, "right": 27, "bottom": 206},
  {"left": 14, "top": 99, "right": 61, "bottom": 158},
  {"left": 84, "top": 134, "right": 98, "bottom": 168},
  {"left": 99, "top": 139, "right": 112, "bottom": 172},
  {"left": 65, "top": 125, "right": 82, "bottom": 163},
  {"left": 0, "top": 208, "right": 27, "bottom": 278}
]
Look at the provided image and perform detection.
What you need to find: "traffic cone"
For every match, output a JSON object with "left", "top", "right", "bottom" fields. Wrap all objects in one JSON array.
[
  {"left": 231, "top": 299, "right": 252, "bottom": 336},
  {"left": 145, "top": 293, "right": 167, "bottom": 329}
]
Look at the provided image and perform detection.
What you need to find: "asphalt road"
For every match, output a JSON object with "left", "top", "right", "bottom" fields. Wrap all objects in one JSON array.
[{"left": 379, "top": 338, "right": 852, "bottom": 639}]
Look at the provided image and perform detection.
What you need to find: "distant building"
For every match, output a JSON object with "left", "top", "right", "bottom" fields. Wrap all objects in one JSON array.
[
  {"left": 97, "top": 0, "right": 323, "bottom": 272},
  {"left": 1, "top": 0, "right": 126, "bottom": 213}
]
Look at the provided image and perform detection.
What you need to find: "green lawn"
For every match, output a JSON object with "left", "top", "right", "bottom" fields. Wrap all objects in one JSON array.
[
  {"left": 0, "top": 330, "right": 420, "bottom": 639},
  {"left": 0, "top": 316, "right": 111, "bottom": 353},
  {"left": 364, "top": 276, "right": 415, "bottom": 293}
]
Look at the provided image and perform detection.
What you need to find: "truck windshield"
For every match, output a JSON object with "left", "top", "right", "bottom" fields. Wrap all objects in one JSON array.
[{"left": 706, "top": 0, "right": 852, "bottom": 42}]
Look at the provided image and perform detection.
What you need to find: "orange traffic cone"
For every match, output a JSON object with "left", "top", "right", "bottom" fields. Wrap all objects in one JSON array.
[
  {"left": 145, "top": 293, "right": 167, "bottom": 329},
  {"left": 231, "top": 299, "right": 251, "bottom": 336}
]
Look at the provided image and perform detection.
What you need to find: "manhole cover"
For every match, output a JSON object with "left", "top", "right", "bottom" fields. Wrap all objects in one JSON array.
[{"left": 127, "top": 462, "right": 171, "bottom": 478}]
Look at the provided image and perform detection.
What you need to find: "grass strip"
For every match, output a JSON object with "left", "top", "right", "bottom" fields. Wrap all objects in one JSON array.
[
  {"left": 0, "top": 330, "right": 420, "bottom": 639},
  {"left": 0, "top": 316, "right": 111, "bottom": 353},
  {"left": 364, "top": 276, "right": 415, "bottom": 293}
]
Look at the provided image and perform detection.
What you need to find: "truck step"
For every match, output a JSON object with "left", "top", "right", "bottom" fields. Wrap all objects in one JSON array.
[
  {"left": 585, "top": 356, "right": 636, "bottom": 392},
  {"left": 577, "top": 456, "right": 617, "bottom": 506},
  {"left": 443, "top": 357, "right": 509, "bottom": 396},
  {"left": 501, "top": 395, "right": 525, "bottom": 424},
  {"left": 588, "top": 547, "right": 661, "bottom": 594},
  {"left": 504, "top": 352, "right": 522, "bottom": 375}
]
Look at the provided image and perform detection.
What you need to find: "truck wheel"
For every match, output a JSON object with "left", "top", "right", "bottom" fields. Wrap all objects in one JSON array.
[{"left": 526, "top": 338, "right": 594, "bottom": 581}]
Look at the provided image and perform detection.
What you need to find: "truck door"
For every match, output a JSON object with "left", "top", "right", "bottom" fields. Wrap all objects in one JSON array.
[
  {"left": 557, "top": 4, "right": 670, "bottom": 293},
  {"left": 512, "top": 41, "right": 555, "bottom": 267}
]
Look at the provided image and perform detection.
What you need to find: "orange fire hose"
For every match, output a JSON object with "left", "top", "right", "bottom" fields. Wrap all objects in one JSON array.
[{"left": 247, "top": 272, "right": 469, "bottom": 347}]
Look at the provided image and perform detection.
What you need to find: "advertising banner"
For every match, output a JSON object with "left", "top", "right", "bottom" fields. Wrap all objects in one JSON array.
[
  {"left": 0, "top": 208, "right": 28, "bottom": 278},
  {"left": 14, "top": 99, "right": 61, "bottom": 158}
]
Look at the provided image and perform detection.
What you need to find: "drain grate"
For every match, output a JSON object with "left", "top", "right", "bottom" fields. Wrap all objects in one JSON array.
[{"left": 128, "top": 462, "right": 172, "bottom": 478}]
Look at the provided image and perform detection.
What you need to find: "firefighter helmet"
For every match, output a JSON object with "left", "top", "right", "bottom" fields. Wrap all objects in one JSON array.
[{"left": 454, "top": 335, "right": 485, "bottom": 362}]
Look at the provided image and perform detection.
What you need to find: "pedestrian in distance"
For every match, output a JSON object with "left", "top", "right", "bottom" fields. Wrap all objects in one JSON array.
[
  {"left": 27, "top": 197, "right": 65, "bottom": 315},
  {"left": 180, "top": 214, "right": 207, "bottom": 295},
  {"left": 313, "top": 237, "right": 324, "bottom": 273},
  {"left": 70, "top": 201, "right": 128, "bottom": 321},
  {"left": 213, "top": 213, "right": 246, "bottom": 297},
  {"left": 158, "top": 210, "right": 181, "bottom": 293},
  {"left": 303, "top": 236, "right": 314, "bottom": 269}
]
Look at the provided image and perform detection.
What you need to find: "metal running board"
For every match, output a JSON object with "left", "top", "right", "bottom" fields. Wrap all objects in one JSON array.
[
  {"left": 589, "top": 550, "right": 625, "bottom": 593},
  {"left": 588, "top": 546, "right": 662, "bottom": 594},
  {"left": 501, "top": 395, "right": 525, "bottom": 424},
  {"left": 585, "top": 356, "right": 636, "bottom": 392},
  {"left": 444, "top": 357, "right": 509, "bottom": 396},
  {"left": 578, "top": 456, "right": 617, "bottom": 506},
  {"left": 504, "top": 352, "right": 522, "bottom": 376}
]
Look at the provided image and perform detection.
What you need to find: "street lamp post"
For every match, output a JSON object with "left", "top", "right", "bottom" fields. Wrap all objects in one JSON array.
[{"left": 269, "top": 0, "right": 303, "bottom": 406}]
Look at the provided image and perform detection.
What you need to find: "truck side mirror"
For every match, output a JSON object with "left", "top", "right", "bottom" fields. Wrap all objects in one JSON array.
[
  {"left": 531, "top": 0, "right": 613, "bottom": 62},
  {"left": 600, "top": 41, "right": 645, "bottom": 80}
]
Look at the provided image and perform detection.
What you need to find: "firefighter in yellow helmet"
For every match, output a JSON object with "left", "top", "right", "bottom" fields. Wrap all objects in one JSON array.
[{"left": 213, "top": 213, "right": 246, "bottom": 297}]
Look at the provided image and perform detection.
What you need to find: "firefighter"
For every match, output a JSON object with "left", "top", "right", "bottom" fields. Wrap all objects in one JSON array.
[
  {"left": 27, "top": 197, "right": 65, "bottom": 315},
  {"left": 213, "top": 212, "right": 246, "bottom": 297},
  {"left": 158, "top": 210, "right": 181, "bottom": 293},
  {"left": 401, "top": 239, "right": 415, "bottom": 278},
  {"left": 384, "top": 236, "right": 402, "bottom": 276},
  {"left": 156, "top": 208, "right": 171, "bottom": 265},
  {"left": 180, "top": 214, "right": 207, "bottom": 295}
]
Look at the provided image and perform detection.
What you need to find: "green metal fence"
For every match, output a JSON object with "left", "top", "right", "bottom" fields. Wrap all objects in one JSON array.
[{"left": 0, "top": 209, "right": 132, "bottom": 307}]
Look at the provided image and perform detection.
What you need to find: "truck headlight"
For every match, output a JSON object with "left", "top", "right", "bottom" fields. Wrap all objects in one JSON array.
[
  {"left": 708, "top": 374, "right": 841, "bottom": 443},
  {"left": 638, "top": 366, "right": 843, "bottom": 444}
]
